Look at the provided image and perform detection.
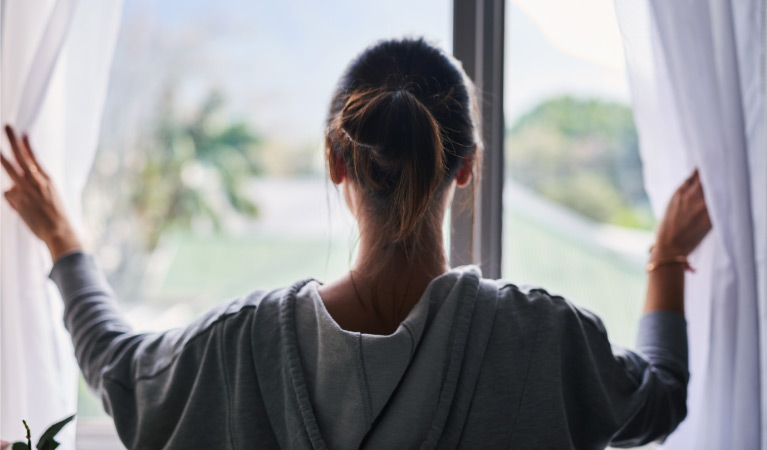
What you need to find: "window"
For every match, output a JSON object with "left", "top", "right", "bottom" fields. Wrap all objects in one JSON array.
[
  {"left": 77, "top": 0, "right": 451, "bottom": 444},
  {"left": 77, "top": 0, "right": 653, "bottom": 446},
  {"left": 502, "top": 0, "right": 652, "bottom": 348}
]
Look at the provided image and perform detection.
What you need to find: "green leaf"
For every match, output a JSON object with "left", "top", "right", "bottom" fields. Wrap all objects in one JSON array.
[
  {"left": 36, "top": 415, "right": 75, "bottom": 450},
  {"left": 11, "top": 442, "right": 29, "bottom": 450}
]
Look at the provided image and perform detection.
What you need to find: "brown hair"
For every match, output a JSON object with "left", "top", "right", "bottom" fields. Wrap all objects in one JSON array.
[{"left": 326, "top": 38, "right": 480, "bottom": 250}]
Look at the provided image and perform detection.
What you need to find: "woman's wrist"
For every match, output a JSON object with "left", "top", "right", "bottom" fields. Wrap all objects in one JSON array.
[
  {"left": 644, "top": 243, "right": 687, "bottom": 315},
  {"left": 647, "top": 243, "right": 694, "bottom": 273},
  {"left": 650, "top": 242, "right": 687, "bottom": 258},
  {"left": 644, "top": 263, "right": 686, "bottom": 314},
  {"left": 45, "top": 227, "right": 84, "bottom": 262}
]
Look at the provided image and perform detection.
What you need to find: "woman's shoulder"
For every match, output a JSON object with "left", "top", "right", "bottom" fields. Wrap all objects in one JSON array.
[
  {"left": 222, "top": 277, "right": 318, "bottom": 316},
  {"left": 177, "top": 278, "right": 317, "bottom": 341},
  {"left": 488, "top": 278, "right": 608, "bottom": 337}
]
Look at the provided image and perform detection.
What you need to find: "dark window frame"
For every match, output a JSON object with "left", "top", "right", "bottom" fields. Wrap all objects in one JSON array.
[{"left": 450, "top": 0, "right": 505, "bottom": 278}]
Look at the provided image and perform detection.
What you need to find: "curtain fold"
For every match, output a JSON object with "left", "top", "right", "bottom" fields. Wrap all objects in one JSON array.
[
  {"left": 0, "top": 1, "right": 123, "bottom": 448},
  {"left": 615, "top": 0, "right": 766, "bottom": 448}
]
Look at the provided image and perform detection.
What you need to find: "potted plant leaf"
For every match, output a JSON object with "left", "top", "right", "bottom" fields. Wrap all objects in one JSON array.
[{"left": 2, "top": 415, "right": 76, "bottom": 450}]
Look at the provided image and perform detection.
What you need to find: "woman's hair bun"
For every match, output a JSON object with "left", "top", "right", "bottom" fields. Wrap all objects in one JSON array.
[{"left": 332, "top": 86, "right": 444, "bottom": 242}]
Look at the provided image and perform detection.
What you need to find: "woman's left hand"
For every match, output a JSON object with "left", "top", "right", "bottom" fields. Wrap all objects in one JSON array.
[{"left": 1, "top": 125, "right": 83, "bottom": 261}]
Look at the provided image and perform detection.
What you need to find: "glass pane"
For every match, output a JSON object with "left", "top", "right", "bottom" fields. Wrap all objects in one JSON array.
[
  {"left": 79, "top": 0, "right": 451, "bottom": 425},
  {"left": 503, "top": 0, "right": 653, "bottom": 348}
]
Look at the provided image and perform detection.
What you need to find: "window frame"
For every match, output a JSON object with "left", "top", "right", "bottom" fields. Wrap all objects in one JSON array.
[{"left": 450, "top": 0, "right": 505, "bottom": 278}]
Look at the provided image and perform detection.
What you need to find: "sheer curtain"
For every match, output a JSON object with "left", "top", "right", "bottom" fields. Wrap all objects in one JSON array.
[
  {"left": 615, "top": 0, "right": 766, "bottom": 449},
  {"left": 0, "top": 0, "right": 123, "bottom": 447}
]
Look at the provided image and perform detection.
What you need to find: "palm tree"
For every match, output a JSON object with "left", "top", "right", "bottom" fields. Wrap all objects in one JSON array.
[{"left": 131, "top": 89, "right": 261, "bottom": 250}]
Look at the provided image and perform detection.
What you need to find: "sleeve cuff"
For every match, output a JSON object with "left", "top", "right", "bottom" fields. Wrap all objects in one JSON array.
[
  {"left": 53, "top": 248, "right": 88, "bottom": 265},
  {"left": 49, "top": 251, "right": 111, "bottom": 301},
  {"left": 636, "top": 310, "right": 689, "bottom": 374}
]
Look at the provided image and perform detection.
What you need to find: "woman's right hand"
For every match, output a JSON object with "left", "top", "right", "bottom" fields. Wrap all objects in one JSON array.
[
  {"left": 654, "top": 169, "right": 712, "bottom": 257},
  {"left": 0, "top": 125, "right": 83, "bottom": 261}
]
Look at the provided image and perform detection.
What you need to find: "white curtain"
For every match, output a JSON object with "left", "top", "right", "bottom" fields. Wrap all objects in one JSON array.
[
  {"left": 615, "top": 1, "right": 766, "bottom": 449},
  {"left": 0, "top": 0, "right": 123, "bottom": 447}
]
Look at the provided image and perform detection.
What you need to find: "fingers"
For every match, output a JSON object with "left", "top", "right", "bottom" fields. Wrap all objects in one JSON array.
[
  {"left": 19, "top": 134, "right": 48, "bottom": 192},
  {"left": 3, "top": 186, "right": 24, "bottom": 211},
  {"left": 686, "top": 176, "right": 706, "bottom": 212},
  {"left": 0, "top": 152, "right": 26, "bottom": 187},
  {"left": 22, "top": 134, "right": 47, "bottom": 178},
  {"left": 5, "top": 125, "right": 32, "bottom": 174},
  {"left": 2, "top": 125, "right": 47, "bottom": 194},
  {"left": 681, "top": 169, "right": 698, "bottom": 190},
  {"left": 673, "top": 169, "right": 697, "bottom": 198},
  {"left": 677, "top": 169, "right": 704, "bottom": 206},
  {"left": 688, "top": 168, "right": 712, "bottom": 233},
  {"left": 689, "top": 170, "right": 706, "bottom": 199},
  {"left": 686, "top": 173, "right": 702, "bottom": 196},
  {"left": 3, "top": 193, "right": 16, "bottom": 210}
]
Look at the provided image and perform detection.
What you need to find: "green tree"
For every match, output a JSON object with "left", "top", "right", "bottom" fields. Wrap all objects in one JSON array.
[
  {"left": 131, "top": 89, "right": 261, "bottom": 249},
  {"left": 506, "top": 96, "right": 654, "bottom": 228}
]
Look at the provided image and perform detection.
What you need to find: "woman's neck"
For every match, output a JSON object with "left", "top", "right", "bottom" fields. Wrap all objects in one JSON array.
[
  {"left": 319, "top": 218, "right": 449, "bottom": 335},
  {"left": 353, "top": 222, "right": 449, "bottom": 281}
]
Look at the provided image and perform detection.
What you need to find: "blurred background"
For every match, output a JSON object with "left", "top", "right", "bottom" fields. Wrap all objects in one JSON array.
[{"left": 78, "top": 0, "right": 652, "bottom": 432}]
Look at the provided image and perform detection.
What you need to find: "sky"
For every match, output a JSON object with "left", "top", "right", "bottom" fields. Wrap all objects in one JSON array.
[
  {"left": 505, "top": 0, "right": 630, "bottom": 120},
  {"left": 102, "top": 0, "right": 632, "bottom": 149}
]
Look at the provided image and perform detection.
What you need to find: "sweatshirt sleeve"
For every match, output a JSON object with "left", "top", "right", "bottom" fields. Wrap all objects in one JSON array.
[
  {"left": 49, "top": 251, "right": 236, "bottom": 449},
  {"left": 549, "top": 297, "right": 689, "bottom": 448},
  {"left": 608, "top": 310, "right": 689, "bottom": 446},
  {"left": 49, "top": 251, "right": 135, "bottom": 391}
]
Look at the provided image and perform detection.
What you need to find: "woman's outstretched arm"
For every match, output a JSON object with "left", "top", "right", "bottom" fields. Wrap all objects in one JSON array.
[
  {"left": 604, "top": 169, "right": 710, "bottom": 446},
  {"left": 1, "top": 125, "right": 271, "bottom": 449}
]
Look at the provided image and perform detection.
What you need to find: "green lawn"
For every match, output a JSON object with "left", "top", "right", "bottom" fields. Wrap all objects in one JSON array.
[{"left": 157, "top": 233, "right": 357, "bottom": 301}]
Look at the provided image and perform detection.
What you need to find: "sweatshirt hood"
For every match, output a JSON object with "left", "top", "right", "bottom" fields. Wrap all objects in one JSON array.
[{"left": 251, "top": 265, "right": 499, "bottom": 450}]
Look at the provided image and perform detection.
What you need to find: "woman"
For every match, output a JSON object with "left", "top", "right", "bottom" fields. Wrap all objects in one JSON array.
[{"left": 1, "top": 39, "right": 710, "bottom": 449}]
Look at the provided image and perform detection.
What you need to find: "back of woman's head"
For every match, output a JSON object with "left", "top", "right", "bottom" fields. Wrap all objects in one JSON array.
[{"left": 326, "top": 38, "right": 480, "bottom": 247}]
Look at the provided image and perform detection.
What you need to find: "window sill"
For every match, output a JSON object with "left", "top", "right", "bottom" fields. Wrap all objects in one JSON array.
[{"left": 76, "top": 420, "right": 124, "bottom": 450}]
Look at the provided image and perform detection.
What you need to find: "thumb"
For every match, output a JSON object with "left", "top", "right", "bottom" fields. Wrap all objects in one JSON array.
[{"left": 3, "top": 190, "right": 19, "bottom": 211}]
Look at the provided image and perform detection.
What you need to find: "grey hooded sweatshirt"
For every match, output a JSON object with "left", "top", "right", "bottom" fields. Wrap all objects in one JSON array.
[{"left": 50, "top": 251, "right": 687, "bottom": 449}]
